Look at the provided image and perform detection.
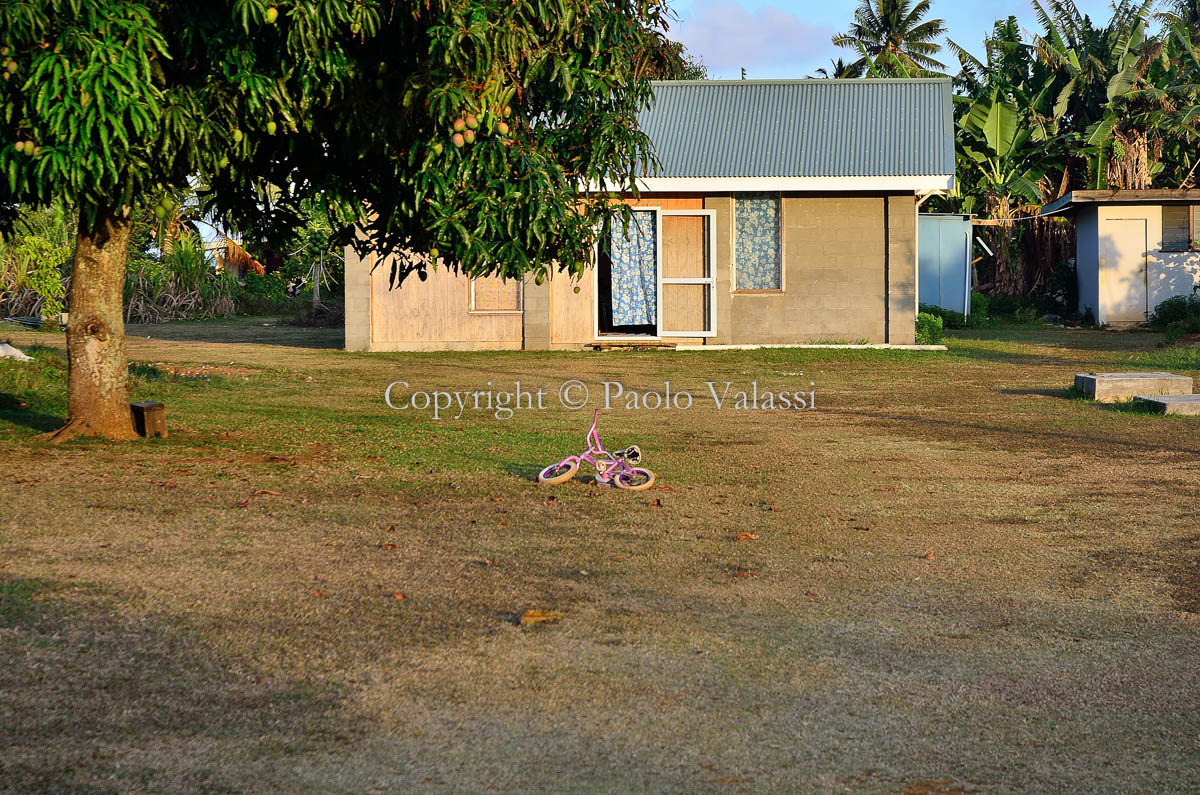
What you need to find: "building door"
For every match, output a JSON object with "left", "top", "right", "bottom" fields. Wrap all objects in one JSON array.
[
  {"left": 596, "top": 208, "right": 717, "bottom": 340},
  {"left": 658, "top": 211, "right": 716, "bottom": 338},
  {"left": 1101, "top": 219, "right": 1149, "bottom": 323}
]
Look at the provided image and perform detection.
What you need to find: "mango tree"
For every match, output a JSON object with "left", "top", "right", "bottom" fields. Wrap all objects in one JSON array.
[{"left": 0, "top": 0, "right": 681, "bottom": 441}]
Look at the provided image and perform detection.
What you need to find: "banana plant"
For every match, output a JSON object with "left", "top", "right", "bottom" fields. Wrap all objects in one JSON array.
[
  {"left": 1082, "top": 19, "right": 1200, "bottom": 188},
  {"left": 957, "top": 89, "right": 1047, "bottom": 215}
]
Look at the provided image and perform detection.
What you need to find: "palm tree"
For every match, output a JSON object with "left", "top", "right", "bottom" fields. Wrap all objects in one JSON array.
[
  {"left": 813, "top": 58, "right": 866, "bottom": 79},
  {"left": 832, "top": 0, "right": 947, "bottom": 77}
]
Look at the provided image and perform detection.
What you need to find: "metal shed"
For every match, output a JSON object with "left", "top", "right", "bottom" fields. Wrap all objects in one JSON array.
[{"left": 918, "top": 213, "right": 973, "bottom": 315}]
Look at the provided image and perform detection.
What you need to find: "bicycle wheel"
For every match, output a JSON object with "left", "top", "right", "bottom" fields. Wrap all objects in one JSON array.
[
  {"left": 538, "top": 458, "right": 579, "bottom": 485},
  {"left": 614, "top": 467, "right": 656, "bottom": 491}
]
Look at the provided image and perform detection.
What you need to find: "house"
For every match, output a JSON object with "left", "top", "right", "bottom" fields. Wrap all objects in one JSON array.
[
  {"left": 918, "top": 213, "right": 974, "bottom": 316},
  {"left": 345, "top": 78, "right": 956, "bottom": 351},
  {"left": 1041, "top": 190, "right": 1200, "bottom": 324}
]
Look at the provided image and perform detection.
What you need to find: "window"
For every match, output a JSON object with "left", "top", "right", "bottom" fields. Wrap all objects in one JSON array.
[
  {"left": 1162, "top": 205, "right": 1196, "bottom": 252},
  {"left": 469, "top": 276, "right": 522, "bottom": 313},
  {"left": 733, "top": 194, "right": 782, "bottom": 291}
]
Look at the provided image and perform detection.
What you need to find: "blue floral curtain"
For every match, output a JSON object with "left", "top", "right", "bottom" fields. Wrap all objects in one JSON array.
[
  {"left": 735, "top": 194, "right": 782, "bottom": 291},
  {"left": 611, "top": 210, "right": 657, "bottom": 326}
]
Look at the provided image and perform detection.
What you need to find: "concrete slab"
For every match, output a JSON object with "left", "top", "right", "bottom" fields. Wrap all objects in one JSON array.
[
  {"left": 1133, "top": 395, "right": 1200, "bottom": 416},
  {"left": 1074, "top": 372, "right": 1193, "bottom": 402}
]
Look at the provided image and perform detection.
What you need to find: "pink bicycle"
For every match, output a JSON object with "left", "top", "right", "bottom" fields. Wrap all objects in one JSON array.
[{"left": 538, "top": 410, "right": 657, "bottom": 491}]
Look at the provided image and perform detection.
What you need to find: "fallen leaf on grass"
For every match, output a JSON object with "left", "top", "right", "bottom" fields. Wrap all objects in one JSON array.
[
  {"left": 853, "top": 526, "right": 871, "bottom": 532},
  {"left": 734, "top": 570, "right": 757, "bottom": 578},
  {"left": 161, "top": 481, "right": 178, "bottom": 489},
  {"left": 384, "top": 524, "right": 396, "bottom": 532},
  {"left": 648, "top": 498, "right": 662, "bottom": 507},
  {"left": 311, "top": 590, "right": 326, "bottom": 597},
  {"left": 656, "top": 486, "right": 674, "bottom": 492},
  {"left": 253, "top": 489, "right": 282, "bottom": 497},
  {"left": 237, "top": 499, "right": 250, "bottom": 508},
  {"left": 379, "top": 543, "right": 398, "bottom": 550},
  {"left": 520, "top": 609, "right": 563, "bottom": 626},
  {"left": 390, "top": 592, "right": 408, "bottom": 600},
  {"left": 323, "top": 542, "right": 345, "bottom": 548},
  {"left": 881, "top": 487, "right": 898, "bottom": 492},
  {"left": 734, "top": 533, "right": 759, "bottom": 541},
  {"left": 921, "top": 552, "right": 936, "bottom": 560}
]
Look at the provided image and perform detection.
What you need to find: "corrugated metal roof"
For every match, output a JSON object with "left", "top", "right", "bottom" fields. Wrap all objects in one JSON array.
[{"left": 636, "top": 79, "right": 954, "bottom": 179}]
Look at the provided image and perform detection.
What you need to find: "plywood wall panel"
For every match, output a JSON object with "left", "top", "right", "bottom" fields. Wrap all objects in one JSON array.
[{"left": 369, "top": 256, "right": 522, "bottom": 348}]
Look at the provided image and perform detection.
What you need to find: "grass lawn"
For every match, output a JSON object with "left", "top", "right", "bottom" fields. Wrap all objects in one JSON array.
[{"left": 1, "top": 318, "right": 1198, "bottom": 793}]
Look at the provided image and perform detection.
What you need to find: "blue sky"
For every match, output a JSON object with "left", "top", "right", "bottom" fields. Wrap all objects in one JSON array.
[{"left": 669, "top": 0, "right": 1119, "bottom": 79}]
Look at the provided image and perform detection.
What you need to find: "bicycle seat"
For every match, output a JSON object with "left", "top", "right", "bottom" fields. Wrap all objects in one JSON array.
[{"left": 615, "top": 445, "right": 642, "bottom": 465}]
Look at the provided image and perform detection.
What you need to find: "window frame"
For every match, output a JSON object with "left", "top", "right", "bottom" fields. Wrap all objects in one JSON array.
[
  {"left": 1161, "top": 204, "right": 1197, "bottom": 253},
  {"left": 731, "top": 192, "right": 785, "bottom": 294},
  {"left": 467, "top": 275, "right": 523, "bottom": 315}
]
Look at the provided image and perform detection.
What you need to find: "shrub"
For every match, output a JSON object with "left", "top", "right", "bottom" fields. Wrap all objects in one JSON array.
[
  {"left": 1049, "top": 259, "right": 1078, "bottom": 316},
  {"left": 124, "top": 231, "right": 239, "bottom": 323},
  {"left": 1163, "top": 326, "right": 1188, "bottom": 345},
  {"left": 969, "top": 292, "right": 991, "bottom": 327},
  {"left": 1014, "top": 305, "right": 1041, "bottom": 324},
  {"left": 0, "top": 207, "right": 72, "bottom": 319},
  {"left": 1150, "top": 288, "right": 1200, "bottom": 332},
  {"left": 918, "top": 303, "right": 966, "bottom": 330},
  {"left": 915, "top": 312, "right": 945, "bottom": 345},
  {"left": 240, "top": 271, "right": 293, "bottom": 315}
]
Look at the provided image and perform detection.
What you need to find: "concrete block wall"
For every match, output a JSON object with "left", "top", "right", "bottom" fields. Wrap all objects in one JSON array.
[
  {"left": 344, "top": 245, "right": 372, "bottom": 351},
  {"left": 523, "top": 278, "right": 552, "bottom": 350},
  {"left": 887, "top": 195, "right": 918, "bottom": 345},
  {"left": 705, "top": 196, "right": 734, "bottom": 345},
  {"left": 728, "top": 195, "right": 905, "bottom": 344}
]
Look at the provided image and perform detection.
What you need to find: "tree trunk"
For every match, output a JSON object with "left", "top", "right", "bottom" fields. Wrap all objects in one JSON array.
[
  {"left": 45, "top": 208, "right": 138, "bottom": 442},
  {"left": 313, "top": 250, "right": 322, "bottom": 307}
]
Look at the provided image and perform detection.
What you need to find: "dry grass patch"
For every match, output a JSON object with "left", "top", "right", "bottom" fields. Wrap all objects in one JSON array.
[{"left": 1, "top": 320, "right": 1198, "bottom": 792}]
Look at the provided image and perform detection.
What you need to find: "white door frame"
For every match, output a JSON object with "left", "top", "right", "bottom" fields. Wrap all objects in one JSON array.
[{"left": 659, "top": 210, "right": 717, "bottom": 338}]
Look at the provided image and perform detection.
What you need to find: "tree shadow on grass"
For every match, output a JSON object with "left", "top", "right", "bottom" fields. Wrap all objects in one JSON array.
[
  {"left": 1000, "top": 387, "right": 1078, "bottom": 399},
  {"left": 0, "top": 575, "right": 360, "bottom": 792},
  {"left": 826, "top": 406, "right": 1200, "bottom": 456},
  {"left": 127, "top": 320, "right": 344, "bottom": 350},
  {"left": 0, "top": 393, "right": 64, "bottom": 433}
]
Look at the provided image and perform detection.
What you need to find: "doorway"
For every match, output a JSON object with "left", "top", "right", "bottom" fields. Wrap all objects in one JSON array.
[{"left": 595, "top": 208, "right": 716, "bottom": 340}]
